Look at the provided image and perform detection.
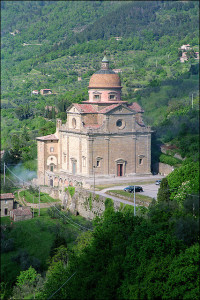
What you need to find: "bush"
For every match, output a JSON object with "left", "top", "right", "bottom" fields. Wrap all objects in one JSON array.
[
  {"left": 159, "top": 153, "right": 182, "bottom": 166},
  {"left": 47, "top": 204, "right": 62, "bottom": 219},
  {"left": 11, "top": 249, "right": 41, "bottom": 271},
  {"left": 1, "top": 238, "right": 15, "bottom": 253}
]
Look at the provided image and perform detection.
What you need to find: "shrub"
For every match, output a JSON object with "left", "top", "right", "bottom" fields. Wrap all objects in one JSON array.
[
  {"left": 1, "top": 238, "right": 15, "bottom": 253},
  {"left": 159, "top": 153, "right": 182, "bottom": 166},
  {"left": 47, "top": 204, "right": 62, "bottom": 219},
  {"left": 11, "top": 249, "right": 41, "bottom": 271},
  {"left": 65, "top": 186, "right": 75, "bottom": 197}
]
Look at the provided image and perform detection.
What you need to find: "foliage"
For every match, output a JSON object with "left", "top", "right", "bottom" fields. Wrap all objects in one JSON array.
[
  {"left": 157, "top": 177, "right": 170, "bottom": 203},
  {"left": 167, "top": 161, "right": 199, "bottom": 200},
  {"left": 12, "top": 266, "right": 44, "bottom": 300},
  {"left": 159, "top": 153, "right": 182, "bottom": 166},
  {"left": 11, "top": 249, "right": 41, "bottom": 272},
  {"left": 65, "top": 186, "right": 75, "bottom": 198},
  {"left": 163, "top": 243, "right": 199, "bottom": 299},
  {"left": 47, "top": 204, "right": 62, "bottom": 219},
  {"left": 16, "top": 266, "right": 38, "bottom": 287}
]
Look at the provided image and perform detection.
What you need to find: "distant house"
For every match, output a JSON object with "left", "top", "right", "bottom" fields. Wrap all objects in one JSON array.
[
  {"left": 113, "top": 69, "right": 122, "bottom": 73},
  {"left": 10, "top": 206, "right": 32, "bottom": 222},
  {"left": 40, "top": 89, "right": 52, "bottom": 95},
  {"left": 180, "top": 44, "right": 191, "bottom": 51},
  {"left": 32, "top": 90, "right": 39, "bottom": 95},
  {"left": 0, "top": 193, "right": 15, "bottom": 217},
  {"left": 180, "top": 52, "right": 188, "bottom": 63},
  {"left": 78, "top": 76, "right": 82, "bottom": 81},
  {"left": 10, "top": 29, "right": 20, "bottom": 36},
  {"left": 114, "top": 37, "right": 122, "bottom": 41}
]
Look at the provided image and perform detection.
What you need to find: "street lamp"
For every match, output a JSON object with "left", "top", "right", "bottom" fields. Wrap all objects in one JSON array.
[{"left": 93, "top": 165, "right": 96, "bottom": 199}]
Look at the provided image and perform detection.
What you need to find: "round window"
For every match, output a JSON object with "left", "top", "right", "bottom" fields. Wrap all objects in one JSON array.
[
  {"left": 116, "top": 120, "right": 122, "bottom": 127},
  {"left": 72, "top": 118, "right": 76, "bottom": 129},
  {"left": 116, "top": 119, "right": 125, "bottom": 129}
]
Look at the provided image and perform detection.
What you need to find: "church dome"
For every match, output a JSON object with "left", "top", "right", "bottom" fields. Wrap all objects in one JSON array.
[{"left": 88, "top": 54, "right": 122, "bottom": 88}]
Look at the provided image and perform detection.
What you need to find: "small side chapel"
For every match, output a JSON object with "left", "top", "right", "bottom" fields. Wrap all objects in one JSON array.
[{"left": 36, "top": 55, "right": 152, "bottom": 186}]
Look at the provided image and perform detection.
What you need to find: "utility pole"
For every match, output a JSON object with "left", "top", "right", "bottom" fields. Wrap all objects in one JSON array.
[
  {"left": 192, "top": 93, "right": 193, "bottom": 109},
  {"left": 33, "top": 196, "right": 34, "bottom": 218},
  {"left": 134, "top": 185, "right": 136, "bottom": 216},
  {"left": 38, "top": 186, "right": 40, "bottom": 217},
  {"left": 4, "top": 162, "right": 6, "bottom": 185},
  {"left": 93, "top": 166, "right": 96, "bottom": 200}
]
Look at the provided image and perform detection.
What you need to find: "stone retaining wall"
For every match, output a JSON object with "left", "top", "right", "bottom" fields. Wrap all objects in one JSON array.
[
  {"left": 40, "top": 186, "right": 121, "bottom": 220},
  {"left": 153, "top": 162, "right": 174, "bottom": 176}
]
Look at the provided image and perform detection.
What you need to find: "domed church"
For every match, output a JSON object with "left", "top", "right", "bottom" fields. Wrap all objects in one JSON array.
[{"left": 36, "top": 54, "right": 152, "bottom": 186}]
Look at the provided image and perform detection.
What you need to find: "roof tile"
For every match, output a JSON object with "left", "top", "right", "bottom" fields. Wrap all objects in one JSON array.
[
  {"left": 0, "top": 193, "right": 14, "bottom": 200},
  {"left": 128, "top": 102, "right": 144, "bottom": 112}
]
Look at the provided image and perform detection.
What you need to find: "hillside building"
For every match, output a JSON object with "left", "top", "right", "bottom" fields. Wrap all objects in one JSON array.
[
  {"left": 0, "top": 193, "right": 15, "bottom": 217},
  {"left": 40, "top": 89, "right": 52, "bottom": 95},
  {"left": 36, "top": 55, "right": 152, "bottom": 187}
]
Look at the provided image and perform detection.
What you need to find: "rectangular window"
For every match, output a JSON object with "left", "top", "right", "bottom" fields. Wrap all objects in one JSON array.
[
  {"left": 139, "top": 158, "right": 143, "bottom": 165},
  {"left": 94, "top": 95, "right": 100, "bottom": 100},
  {"left": 109, "top": 95, "right": 115, "bottom": 100},
  {"left": 4, "top": 208, "right": 8, "bottom": 216},
  {"left": 50, "top": 165, "right": 54, "bottom": 172},
  {"left": 96, "top": 160, "right": 100, "bottom": 167},
  {"left": 50, "top": 147, "right": 54, "bottom": 152},
  {"left": 5, "top": 200, "right": 7, "bottom": 204}
]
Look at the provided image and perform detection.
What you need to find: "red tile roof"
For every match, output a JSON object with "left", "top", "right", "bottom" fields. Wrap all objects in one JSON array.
[
  {"left": 72, "top": 102, "right": 144, "bottom": 114},
  {"left": 0, "top": 193, "right": 14, "bottom": 200},
  {"left": 73, "top": 103, "right": 97, "bottom": 113},
  {"left": 128, "top": 102, "right": 144, "bottom": 112},
  {"left": 36, "top": 134, "right": 59, "bottom": 141},
  {"left": 98, "top": 104, "right": 121, "bottom": 114},
  {"left": 12, "top": 207, "right": 32, "bottom": 216}
]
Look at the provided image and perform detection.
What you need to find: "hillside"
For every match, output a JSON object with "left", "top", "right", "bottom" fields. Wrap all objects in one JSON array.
[{"left": 1, "top": 0, "right": 199, "bottom": 171}]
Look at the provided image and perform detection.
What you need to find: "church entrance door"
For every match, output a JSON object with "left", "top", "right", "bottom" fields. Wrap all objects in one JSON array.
[
  {"left": 50, "top": 179, "right": 53, "bottom": 186},
  {"left": 117, "top": 164, "right": 123, "bottom": 176}
]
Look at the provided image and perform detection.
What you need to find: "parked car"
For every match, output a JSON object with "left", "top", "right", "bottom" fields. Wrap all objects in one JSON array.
[
  {"left": 124, "top": 186, "right": 143, "bottom": 193},
  {"left": 155, "top": 180, "right": 161, "bottom": 185}
]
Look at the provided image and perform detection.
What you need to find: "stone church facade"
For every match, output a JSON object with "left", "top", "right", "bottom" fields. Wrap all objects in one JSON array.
[{"left": 36, "top": 55, "right": 152, "bottom": 187}]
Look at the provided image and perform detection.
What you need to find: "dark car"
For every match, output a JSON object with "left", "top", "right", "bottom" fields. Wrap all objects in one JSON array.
[{"left": 124, "top": 186, "right": 143, "bottom": 193}]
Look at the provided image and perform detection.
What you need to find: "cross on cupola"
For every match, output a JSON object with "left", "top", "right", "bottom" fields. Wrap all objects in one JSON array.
[{"left": 101, "top": 51, "right": 109, "bottom": 70}]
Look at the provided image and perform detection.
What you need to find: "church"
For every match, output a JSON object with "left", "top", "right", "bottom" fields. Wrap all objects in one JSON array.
[{"left": 36, "top": 54, "right": 152, "bottom": 187}]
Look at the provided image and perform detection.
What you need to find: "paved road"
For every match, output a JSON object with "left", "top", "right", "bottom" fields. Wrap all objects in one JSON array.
[
  {"left": 85, "top": 174, "right": 164, "bottom": 185},
  {"left": 95, "top": 183, "right": 160, "bottom": 206}
]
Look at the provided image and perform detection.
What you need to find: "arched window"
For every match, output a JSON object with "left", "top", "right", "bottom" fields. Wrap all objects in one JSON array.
[{"left": 72, "top": 118, "right": 76, "bottom": 129}]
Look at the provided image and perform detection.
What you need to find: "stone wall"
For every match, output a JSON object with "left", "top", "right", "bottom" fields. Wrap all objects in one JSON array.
[
  {"left": 40, "top": 185, "right": 121, "bottom": 220},
  {"left": 154, "top": 162, "right": 174, "bottom": 176}
]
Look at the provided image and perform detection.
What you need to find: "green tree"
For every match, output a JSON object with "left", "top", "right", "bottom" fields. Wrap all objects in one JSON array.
[
  {"left": 157, "top": 177, "right": 170, "bottom": 202},
  {"left": 12, "top": 266, "right": 44, "bottom": 299},
  {"left": 163, "top": 243, "right": 199, "bottom": 299}
]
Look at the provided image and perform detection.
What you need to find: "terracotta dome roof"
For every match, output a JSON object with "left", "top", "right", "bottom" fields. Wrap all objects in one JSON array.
[{"left": 89, "top": 71, "right": 121, "bottom": 88}]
